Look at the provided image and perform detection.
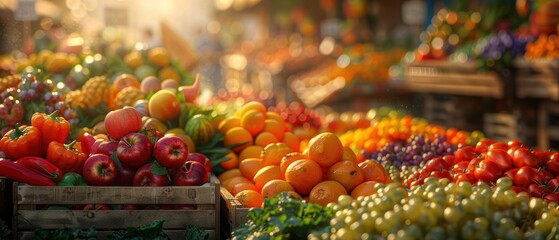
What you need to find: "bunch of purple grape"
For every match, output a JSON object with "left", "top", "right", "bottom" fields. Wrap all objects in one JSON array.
[
  {"left": 0, "top": 74, "right": 79, "bottom": 131},
  {"left": 479, "top": 31, "right": 532, "bottom": 68},
  {"left": 364, "top": 135, "right": 458, "bottom": 168}
]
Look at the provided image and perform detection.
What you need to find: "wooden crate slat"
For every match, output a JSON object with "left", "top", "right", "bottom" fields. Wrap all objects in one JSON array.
[
  {"left": 19, "top": 229, "right": 215, "bottom": 240},
  {"left": 17, "top": 210, "right": 216, "bottom": 230},
  {"left": 220, "top": 187, "right": 249, "bottom": 231},
  {"left": 17, "top": 185, "right": 216, "bottom": 205}
]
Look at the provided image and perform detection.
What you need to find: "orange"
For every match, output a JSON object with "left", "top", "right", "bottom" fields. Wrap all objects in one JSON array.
[
  {"left": 307, "top": 132, "right": 344, "bottom": 168},
  {"left": 350, "top": 181, "right": 379, "bottom": 199},
  {"left": 285, "top": 159, "right": 323, "bottom": 195},
  {"left": 223, "top": 176, "right": 251, "bottom": 193},
  {"left": 219, "top": 151, "right": 239, "bottom": 170},
  {"left": 218, "top": 168, "right": 242, "bottom": 182},
  {"left": 238, "top": 145, "right": 264, "bottom": 161},
  {"left": 261, "top": 142, "right": 293, "bottom": 166},
  {"left": 264, "top": 119, "right": 285, "bottom": 141},
  {"left": 218, "top": 116, "right": 241, "bottom": 134},
  {"left": 327, "top": 160, "right": 364, "bottom": 192},
  {"left": 286, "top": 191, "right": 302, "bottom": 199},
  {"left": 238, "top": 158, "right": 264, "bottom": 181},
  {"left": 261, "top": 179, "right": 294, "bottom": 198},
  {"left": 237, "top": 101, "right": 267, "bottom": 118},
  {"left": 254, "top": 131, "right": 279, "bottom": 147},
  {"left": 280, "top": 152, "right": 309, "bottom": 178},
  {"left": 224, "top": 127, "right": 253, "bottom": 153},
  {"left": 230, "top": 181, "right": 258, "bottom": 196},
  {"left": 309, "top": 180, "right": 348, "bottom": 207},
  {"left": 148, "top": 90, "right": 180, "bottom": 121},
  {"left": 112, "top": 73, "right": 140, "bottom": 95},
  {"left": 241, "top": 109, "right": 266, "bottom": 136},
  {"left": 266, "top": 112, "right": 285, "bottom": 126},
  {"left": 235, "top": 190, "right": 264, "bottom": 208},
  {"left": 358, "top": 160, "right": 389, "bottom": 183},
  {"left": 282, "top": 132, "right": 300, "bottom": 152},
  {"left": 253, "top": 165, "right": 282, "bottom": 191},
  {"left": 341, "top": 147, "right": 358, "bottom": 162}
]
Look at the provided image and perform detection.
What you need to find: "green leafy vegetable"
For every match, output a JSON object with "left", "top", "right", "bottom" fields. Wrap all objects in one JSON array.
[
  {"left": 33, "top": 227, "right": 96, "bottom": 240},
  {"left": 232, "top": 192, "right": 333, "bottom": 240},
  {"left": 107, "top": 220, "right": 170, "bottom": 240},
  {"left": 0, "top": 218, "right": 10, "bottom": 240},
  {"left": 184, "top": 224, "right": 209, "bottom": 240}
]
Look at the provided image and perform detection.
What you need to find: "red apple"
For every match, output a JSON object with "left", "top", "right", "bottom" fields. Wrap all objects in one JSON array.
[
  {"left": 154, "top": 136, "right": 189, "bottom": 169},
  {"left": 95, "top": 140, "right": 118, "bottom": 156},
  {"left": 79, "top": 133, "right": 96, "bottom": 156},
  {"left": 187, "top": 152, "right": 212, "bottom": 173},
  {"left": 117, "top": 132, "right": 153, "bottom": 168},
  {"left": 83, "top": 154, "right": 118, "bottom": 186},
  {"left": 132, "top": 163, "right": 169, "bottom": 186},
  {"left": 116, "top": 165, "right": 136, "bottom": 186},
  {"left": 173, "top": 161, "right": 209, "bottom": 186},
  {"left": 83, "top": 203, "right": 111, "bottom": 210}
]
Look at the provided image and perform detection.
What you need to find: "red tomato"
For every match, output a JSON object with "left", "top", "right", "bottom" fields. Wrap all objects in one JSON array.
[
  {"left": 424, "top": 157, "right": 450, "bottom": 172},
  {"left": 467, "top": 156, "right": 484, "bottom": 172},
  {"left": 534, "top": 150, "right": 553, "bottom": 160},
  {"left": 528, "top": 183, "right": 545, "bottom": 198},
  {"left": 442, "top": 155, "right": 456, "bottom": 166},
  {"left": 510, "top": 186, "right": 527, "bottom": 194},
  {"left": 455, "top": 173, "right": 476, "bottom": 184},
  {"left": 514, "top": 166, "right": 544, "bottom": 188},
  {"left": 546, "top": 153, "right": 559, "bottom": 175},
  {"left": 430, "top": 170, "right": 452, "bottom": 180},
  {"left": 475, "top": 139, "right": 496, "bottom": 154},
  {"left": 512, "top": 148, "right": 544, "bottom": 168},
  {"left": 451, "top": 161, "right": 470, "bottom": 175},
  {"left": 504, "top": 168, "right": 520, "bottom": 180},
  {"left": 488, "top": 142, "right": 509, "bottom": 151},
  {"left": 485, "top": 149, "right": 514, "bottom": 171},
  {"left": 455, "top": 146, "right": 478, "bottom": 163},
  {"left": 474, "top": 160, "right": 502, "bottom": 183},
  {"left": 544, "top": 192, "right": 559, "bottom": 203},
  {"left": 507, "top": 146, "right": 520, "bottom": 157},
  {"left": 548, "top": 178, "right": 559, "bottom": 192},
  {"left": 507, "top": 140, "right": 523, "bottom": 148},
  {"left": 539, "top": 168, "right": 554, "bottom": 182}
]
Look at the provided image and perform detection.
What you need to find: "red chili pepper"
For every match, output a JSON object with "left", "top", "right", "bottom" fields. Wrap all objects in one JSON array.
[
  {"left": 15, "top": 156, "right": 63, "bottom": 182},
  {"left": 0, "top": 158, "right": 56, "bottom": 186},
  {"left": 31, "top": 111, "right": 70, "bottom": 155}
]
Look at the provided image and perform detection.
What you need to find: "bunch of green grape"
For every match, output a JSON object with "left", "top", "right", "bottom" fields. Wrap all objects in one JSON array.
[{"left": 310, "top": 177, "right": 559, "bottom": 240}]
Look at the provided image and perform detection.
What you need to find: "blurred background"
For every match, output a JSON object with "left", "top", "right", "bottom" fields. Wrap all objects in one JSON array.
[{"left": 0, "top": 0, "right": 558, "bottom": 149}]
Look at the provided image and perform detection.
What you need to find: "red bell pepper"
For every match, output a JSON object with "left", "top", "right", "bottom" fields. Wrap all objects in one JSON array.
[
  {"left": 0, "top": 158, "right": 56, "bottom": 186},
  {"left": 46, "top": 140, "right": 87, "bottom": 174},
  {"left": 15, "top": 156, "right": 63, "bottom": 182},
  {"left": 0, "top": 124, "right": 42, "bottom": 160},
  {"left": 79, "top": 132, "right": 96, "bottom": 156},
  {"left": 31, "top": 111, "right": 71, "bottom": 155}
]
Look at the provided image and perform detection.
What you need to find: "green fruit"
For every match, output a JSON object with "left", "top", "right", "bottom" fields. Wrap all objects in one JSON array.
[
  {"left": 184, "top": 114, "right": 215, "bottom": 144},
  {"left": 134, "top": 64, "right": 157, "bottom": 81}
]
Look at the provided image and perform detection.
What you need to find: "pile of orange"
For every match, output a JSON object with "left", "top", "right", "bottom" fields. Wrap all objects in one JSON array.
[{"left": 218, "top": 130, "right": 391, "bottom": 208}]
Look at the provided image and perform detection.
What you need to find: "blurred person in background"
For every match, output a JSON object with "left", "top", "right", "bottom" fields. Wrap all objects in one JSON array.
[{"left": 195, "top": 23, "right": 224, "bottom": 93}]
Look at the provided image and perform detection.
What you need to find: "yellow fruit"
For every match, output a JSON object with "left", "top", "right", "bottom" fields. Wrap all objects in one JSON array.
[
  {"left": 148, "top": 47, "right": 170, "bottom": 67},
  {"left": 64, "top": 90, "right": 84, "bottom": 109},
  {"left": 113, "top": 87, "right": 145, "bottom": 109},
  {"left": 0, "top": 74, "right": 21, "bottom": 93},
  {"left": 159, "top": 66, "right": 181, "bottom": 82},
  {"left": 124, "top": 51, "right": 144, "bottom": 69},
  {"left": 45, "top": 53, "right": 70, "bottom": 73},
  {"left": 81, "top": 76, "right": 111, "bottom": 110}
]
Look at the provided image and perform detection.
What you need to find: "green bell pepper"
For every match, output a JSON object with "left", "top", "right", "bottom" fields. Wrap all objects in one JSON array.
[{"left": 57, "top": 172, "right": 88, "bottom": 186}]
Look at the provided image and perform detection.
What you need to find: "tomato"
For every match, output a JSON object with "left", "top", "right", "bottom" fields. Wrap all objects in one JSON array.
[
  {"left": 442, "top": 155, "right": 456, "bottom": 166},
  {"left": 504, "top": 167, "right": 520, "bottom": 180},
  {"left": 475, "top": 139, "right": 496, "bottom": 154},
  {"left": 511, "top": 148, "right": 544, "bottom": 168},
  {"left": 455, "top": 146, "right": 478, "bottom": 163},
  {"left": 430, "top": 170, "right": 452, "bottom": 180},
  {"left": 507, "top": 146, "right": 520, "bottom": 157},
  {"left": 514, "top": 166, "right": 545, "bottom": 188},
  {"left": 546, "top": 153, "right": 559, "bottom": 175},
  {"left": 455, "top": 173, "right": 476, "bottom": 184},
  {"left": 424, "top": 157, "right": 450, "bottom": 172},
  {"left": 467, "top": 156, "right": 484, "bottom": 172},
  {"left": 539, "top": 169, "right": 554, "bottom": 182},
  {"left": 510, "top": 186, "right": 527, "bottom": 194},
  {"left": 534, "top": 150, "right": 553, "bottom": 160},
  {"left": 548, "top": 178, "right": 559, "bottom": 192},
  {"left": 474, "top": 160, "right": 502, "bottom": 183},
  {"left": 528, "top": 183, "right": 545, "bottom": 198},
  {"left": 488, "top": 142, "right": 509, "bottom": 151},
  {"left": 485, "top": 149, "right": 514, "bottom": 171},
  {"left": 507, "top": 140, "right": 523, "bottom": 148},
  {"left": 543, "top": 192, "right": 559, "bottom": 203},
  {"left": 451, "top": 161, "right": 470, "bottom": 175}
]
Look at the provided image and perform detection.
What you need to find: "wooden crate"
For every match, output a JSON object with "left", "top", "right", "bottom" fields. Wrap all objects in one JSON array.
[
  {"left": 219, "top": 187, "right": 249, "bottom": 239},
  {"left": 515, "top": 59, "right": 559, "bottom": 100},
  {"left": 12, "top": 176, "right": 220, "bottom": 240},
  {"left": 483, "top": 113, "right": 518, "bottom": 142}
]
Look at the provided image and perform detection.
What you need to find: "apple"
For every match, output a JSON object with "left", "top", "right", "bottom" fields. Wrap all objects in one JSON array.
[
  {"left": 116, "top": 165, "right": 136, "bottom": 186},
  {"left": 154, "top": 136, "right": 189, "bottom": 169},
  {"left": 104, "top": 107, "right": 143, "bottom": 140},
  {"left": 121, "top": 204, "right": 140, "bottom": 210},
  {"left": 95, "top": 140, "right": 118, "bottom": 156},
  {"left": 83, "top": 154, "right": 118, "bottom": 186},
  {"left": 132, "top": 163, "right": 169, "bottom": 186},
  {"left": 83, "top": 204, "right": 111, "bottom": 210},
  {"left": 173, "top": 161, "right": 209, "bottom": 186},
  {"left": 175, "top": 204, "right": 197, "bottom": 210},
  {"left": 187, "top": 152, "right": 212, "bottom": 173},
  {"left": 117, "top": 132, "right": 153, "bottom": 168}
]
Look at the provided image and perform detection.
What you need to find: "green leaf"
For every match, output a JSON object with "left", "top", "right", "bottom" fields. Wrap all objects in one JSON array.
[
  {"left": 0, "top": 219, "right": 11, "bottom": 240},
  {"left": 111, "top": 151, "right": 123, "bottom": 169},
  {"left": 184, "top": 224, "right": 209, "bottom": 240},
  {"left": 151, "top": 161, "right": 168, "bottom": 176}
]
